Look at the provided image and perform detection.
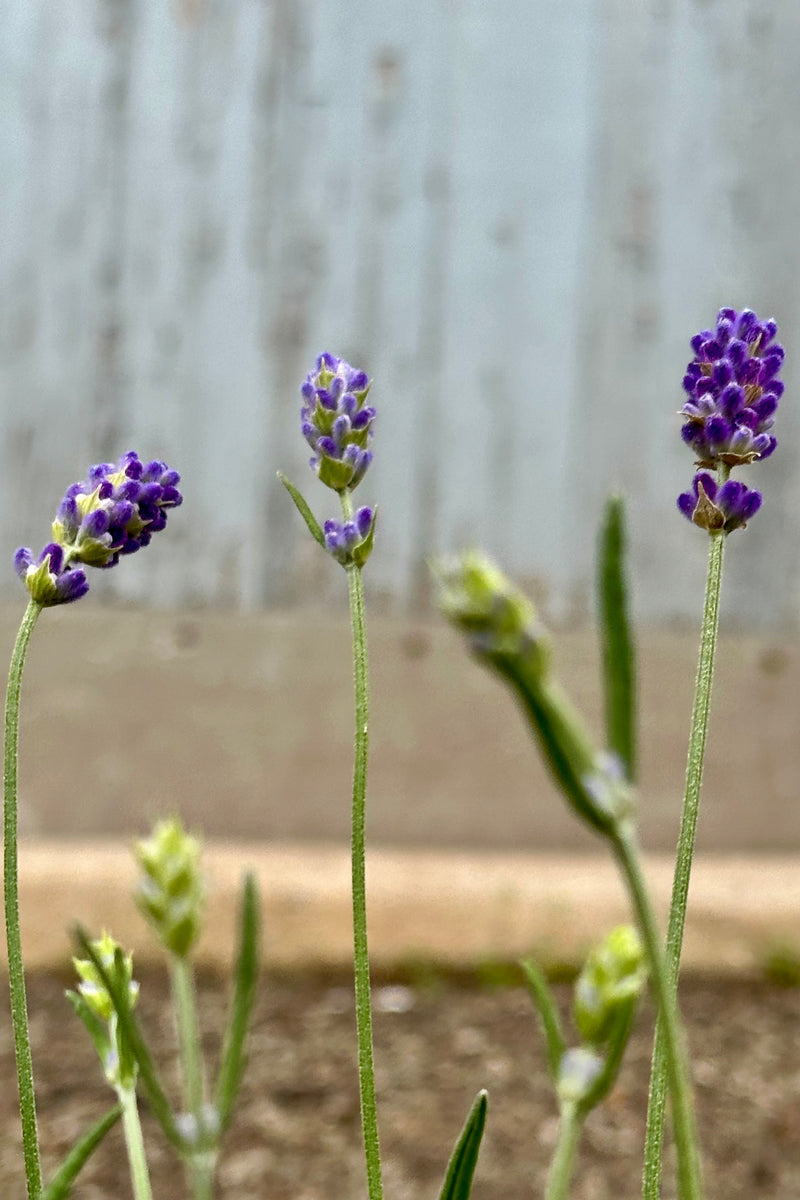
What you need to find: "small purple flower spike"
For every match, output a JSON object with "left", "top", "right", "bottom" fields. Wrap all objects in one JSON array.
[
  {"left": 13, "top": 544, "right": 89, "bottom": 606},
  {"left": 323, "top": 506, "right": 377, "bottom": 567},
  {"left": 680, "top": 308, "right": 782, "bottom": 468},
  {"left": 14, "top": 451, "right": 182, "bottom": 604},
  {"left": 677, "top": 471, "right": 762, "bottom": 533},
  {"left": 52, "top": 452, "right": 182, "bottom": 569},
  {"left": 301, "top": 353, "right": 374, "bottom": 491}
]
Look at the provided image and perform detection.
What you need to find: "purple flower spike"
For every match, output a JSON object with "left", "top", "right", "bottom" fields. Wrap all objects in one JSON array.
[
  {"left": 677, "top": 471, "right": 762, "bottom": 534},
  {"left": 51, "top": 451, "right": 182, "bottom": 569},
  {"left": 300, "top": 354, "right": 374, "bottom": 491},
  {"left": 323, "top": 507, "right": 377, "bottom": 567},
  {"left": 14, "top": 451, "right": 182, "bottom": 605},
  {"left": 680, "top": 308, "right": 783, "bottom": 468}
]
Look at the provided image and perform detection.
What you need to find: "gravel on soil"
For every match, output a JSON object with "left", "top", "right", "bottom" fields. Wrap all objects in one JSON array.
[{"left": 1, "top": 973, "right": 799, "bottom": 1199}]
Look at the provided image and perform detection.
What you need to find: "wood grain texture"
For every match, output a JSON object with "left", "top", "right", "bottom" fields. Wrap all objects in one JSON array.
[{"left": 1, "top": 2, "right": 797, "bottom": 621}]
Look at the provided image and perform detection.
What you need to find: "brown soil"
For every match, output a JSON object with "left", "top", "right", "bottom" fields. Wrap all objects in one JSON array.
[{"left": 1, "top": 974, "right": 799, "bottom": 1199}]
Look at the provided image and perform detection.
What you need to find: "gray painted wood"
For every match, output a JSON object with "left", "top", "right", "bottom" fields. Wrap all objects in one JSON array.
[{"left": 1, "top": 1, "right": 798, "bottom": 624}]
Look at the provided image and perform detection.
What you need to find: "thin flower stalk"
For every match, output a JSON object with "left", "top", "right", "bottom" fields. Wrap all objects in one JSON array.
[
  {"left": 4, "top": 598, "right": 44, "bottom": 1199},
  {"left": 644, "top": 308, "right": 783, "bottom": 1197},
  {"left": 341, "top": 487, "right": 383, "bottom": 1200},
  {"left": 5, "top": 451, "right": 181, "bottom": 1197},
  {"left": 283, "top": 355, "right": 383, "bottom": 1200}
]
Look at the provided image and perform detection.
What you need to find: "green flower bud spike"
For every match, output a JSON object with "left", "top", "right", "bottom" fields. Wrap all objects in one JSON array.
[
  {"left": 435, "top": 551, "right": 631, "bottom": 834},
  {"left": 134, "top": 818, "right": 205, "bottom": 959},
  {"left": 68, "top": 933, "right": 153, "bottom": 1200},
  {"left": 539, "top": 926, "right": 646, "bottom": 1200},
  {"left": 574, "top": 924, "right": 646, "bottom": 1047},
  {"left": 70, "top": 931, "right": 140, "bottom": 1084}
]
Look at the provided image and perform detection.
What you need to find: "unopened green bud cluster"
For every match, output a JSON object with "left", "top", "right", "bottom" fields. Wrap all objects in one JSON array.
[
  {"left": 73, "top": 931, "right": 139, "bottom": 1024},
  {"left": 573, "top": 924, "right": 646, "bottom": 1046},
  {"left": 557, "top": 925, "right": 646, "bottom": 1109},
  {"left": 435, "top": 551, "right": 550, "bottom": 675},
  {"left": 135, "top": 818, "right": 205, "bottom": 958}
]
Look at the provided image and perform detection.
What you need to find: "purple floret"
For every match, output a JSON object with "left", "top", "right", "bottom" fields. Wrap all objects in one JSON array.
[
  {"left": 680, "top": 308, "right": 782, "bottom": 468},
  {"left": 677, "top": 471, "right": 762, "bottom": 533},
  {"left": 14, "top": 543, "right": 89, "bottom": 606},
  {"left": 322, "top": 506, "right": 376, "bottom": 566}
]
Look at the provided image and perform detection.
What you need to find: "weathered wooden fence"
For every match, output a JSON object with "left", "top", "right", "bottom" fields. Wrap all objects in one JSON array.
[{"left": 2, "top": 0, "right": 799, "bottom": 623}]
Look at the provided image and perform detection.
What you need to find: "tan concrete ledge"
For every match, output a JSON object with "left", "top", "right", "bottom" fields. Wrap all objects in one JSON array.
[{"left": 6, "top": 842, "right": 799, "bottom": 975}]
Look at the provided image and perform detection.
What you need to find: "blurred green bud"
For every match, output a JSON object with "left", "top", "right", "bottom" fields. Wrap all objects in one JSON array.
[
  {"left": 556, "top": 1046, "right": 605, "bottom": 1105},
  {"left": 435, "top": 551, "right": 551, "bottom": 676},
  {"left": 574, "top": 924, "right": 646, "bottom": 1046},
  {"left": 73, "top": 931, "right": 139, "bottom": 1024},
  {"left": 135, "top": 818, "right": 205, "bottom": 958}
]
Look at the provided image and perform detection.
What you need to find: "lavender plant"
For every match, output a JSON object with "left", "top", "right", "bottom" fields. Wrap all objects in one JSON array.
[
  {"left": 71, "top": 818, "right": 259, "bottom": 1200},
  {"left": 5, "top": 452, "right": 182, "bottom": 1199},
  {"left": 643, "top": 308, "right": 783, "bottom": 1198},
  {"left": 68, "top": 935, "right": 151, "bottom": 1200},
  {"left": 523, "top": 925, "right": 647, "bottom": 1200},
  {"left": 435, "top": 540, "right": 702, "bottom": 1199},
  {"left": 281, "top": 354, "right": 487, "bottom": 1200},
  {"left": 435, "top": 306, "right": 782, "bottom": 1199}
]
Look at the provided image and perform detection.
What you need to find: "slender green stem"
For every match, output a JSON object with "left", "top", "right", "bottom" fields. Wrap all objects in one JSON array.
[
  {"left": 612, "top": 821, "right": 703, "bottom": 1200},
  {"left": 642, "top": 529, "right": 724, "bottom": 1198},
  {"left": 118, "top": 1086, "right": 153, "bottom": 1200},
  {"left": 171, "top": 956, "right": 206, "bottom": 1118},
  {"left": 4, "top": 599, "right": 43, "bottom": 1199},
  {"left": 171, "top": 956, "right": 215, "bottom": 1199},
  {"left": 341, "top": 489, "right": 383, "bottom": 1200},
  {"left": 545, "top": 1102, "right": 584, "bottom": 1200}
]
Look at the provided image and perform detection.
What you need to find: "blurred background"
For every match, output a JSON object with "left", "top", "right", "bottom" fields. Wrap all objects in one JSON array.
[{"left": 1, "top": 1, "right": 799, "bottom": 850}]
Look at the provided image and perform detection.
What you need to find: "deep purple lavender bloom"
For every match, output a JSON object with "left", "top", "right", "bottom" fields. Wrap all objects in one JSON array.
[
  {"left": 14, "top": 451, "right": 181, "bottom": 604},
  {"left": 323, "top": 506, "right": 376, "bottom": 567},
  {"left": 677, "top": 471, "right": 762, "bottom": 533},
  {"left": 680, "top": 308, "right": 782, "bottom": 467},
  {"left": 13, "top": 543, "right": 89, "bottom": 606},
  {"left": 51, "top": 451, "right": 182, "bottom": 569},
  {"left": 300, "top": 353, "right": 374, "bottom": 491}
]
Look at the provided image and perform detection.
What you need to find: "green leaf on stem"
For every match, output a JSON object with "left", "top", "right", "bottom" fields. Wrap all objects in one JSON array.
[
  {"left": 597, "top": 496, "right": 637, "bottom": 781},
  {"left": 42, "top": 1104, "right": 122, "bottom": 1200},
  {"left": 214, "top": 873, "right": 261, "bottom": 1132},
  {"left": 277, "top": 472, "right": 325, "bottom": 547},
  {"left": 72, "top": 926, "right": 185, "bottom": 1151},
  {"left": 520, "top": 959, "right": 566, "bottom": 1081},
  {"left": 436, "top": 1089, "right": 488, "bottom": 1200}
]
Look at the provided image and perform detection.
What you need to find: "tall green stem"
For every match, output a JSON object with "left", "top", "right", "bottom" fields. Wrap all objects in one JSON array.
[
  {"left": 642, "top": 528, "right": 724, "bottom": 1198},
  {"left": 118, "top": 1085, "right": 154, "bottom": 1200},
  {"left": 341, "top": 491, "right": 383, "bottom": 1200},
  {"left": 171, "top": 956, "right": 215, "bottom": 1199},
  {"left": 4, "top": 599, "right": 43, "bottom": 1199},
  {"left": 612, "top": 821, "right": 703, "bottom": 1200},
  {"left": 545, "top": 1103, "right": 584, "bottom": 1200}
]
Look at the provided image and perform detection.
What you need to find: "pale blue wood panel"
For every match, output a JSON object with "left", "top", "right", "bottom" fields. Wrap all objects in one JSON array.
[{"left": 1, "top": 0, "right": 798, "bottom": 625}]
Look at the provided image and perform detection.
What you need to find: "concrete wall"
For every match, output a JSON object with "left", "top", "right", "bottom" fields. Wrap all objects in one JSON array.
[{"left": 2, "top": 1, "right": 800, "bottom": 623}]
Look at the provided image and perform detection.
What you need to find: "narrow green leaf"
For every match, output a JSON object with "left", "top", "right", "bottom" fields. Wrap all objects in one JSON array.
[
  {"left": 520, "top": 959, "right": 566, "bottom": 1081},
  {"left": 72, "top": 927, "right": 185, "bottom": 1151},
  {"left": 42, "top": 1105, "right": 122, "bottom": 1200},
  {"left": 437, "top": 1089, "right": 488, "bottom": 1200},
  {"left": 277, "top": 472, "right": 325, "bottom": 547},
  {"left": 214, "top": 873, "right": 261, "bottom": 1131},
  {"left": 597, "top": 496, "right": 637, "bottom": 781}
]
